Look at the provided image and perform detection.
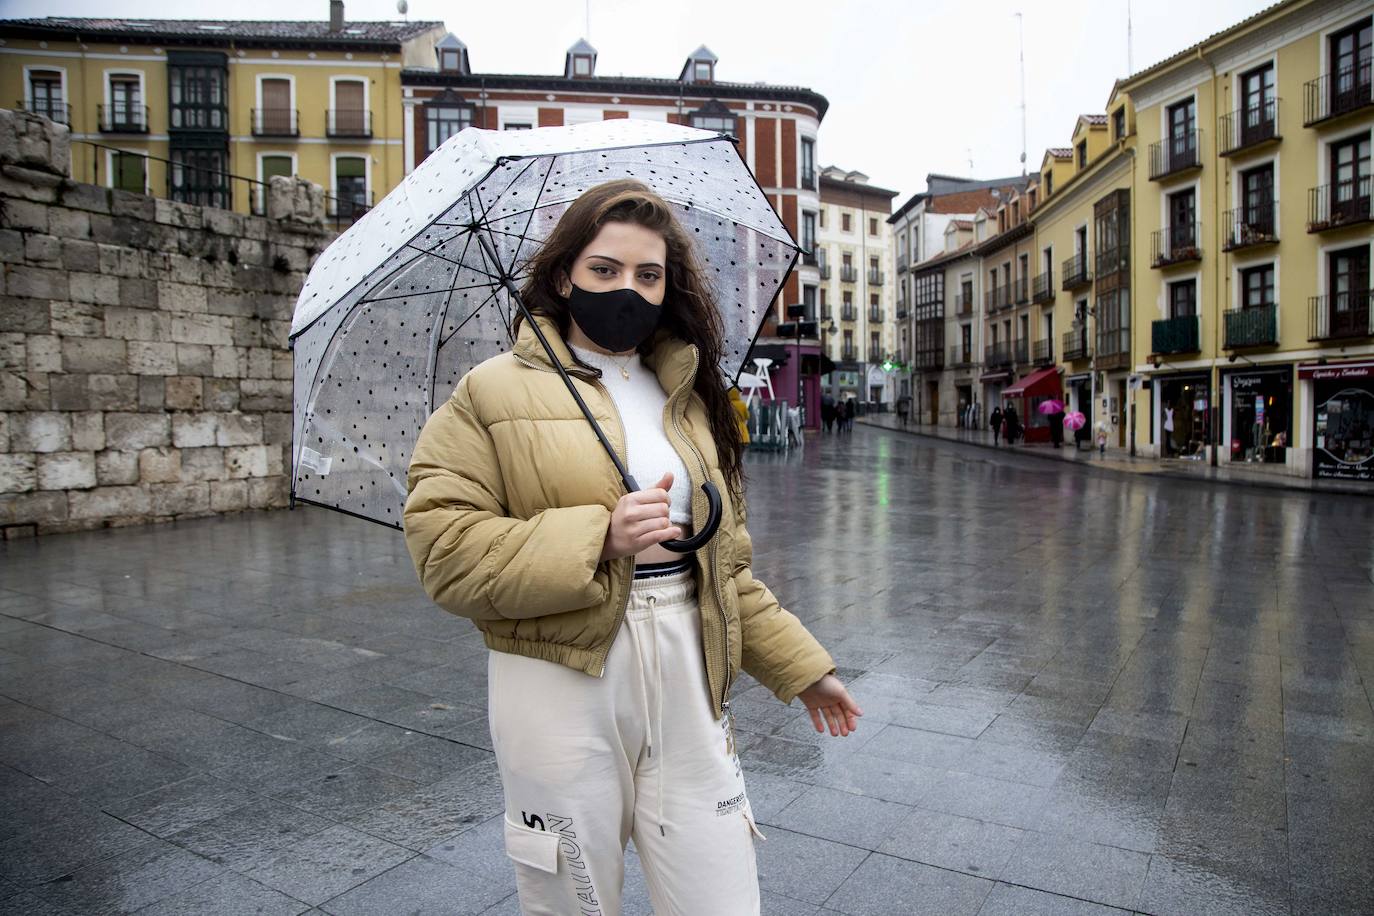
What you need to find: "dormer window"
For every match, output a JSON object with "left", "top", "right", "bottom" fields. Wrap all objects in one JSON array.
[
  {"left": 440, "top": 50, "right": 460, "bottom": 71},
  {"left": 1076, "top": 140, "right": 1087, "bottom": 168},
  {"left": 436, "top": 34, "right": 470, "bottom": 75},
  {"left": 694, "top": 60, "right": 713, "bottom": 82},
  {"left": 564, "top": 40, "right": 598, "bottom": 79},
  {"left": 679, "top": 45, "right": 719, "bottom": 84},
  {"left": 1113, "top": 108, "right": 1126, "bottom": 140},
  {"left": 574, "top": 55, "right": 591, "bottom": 76}
]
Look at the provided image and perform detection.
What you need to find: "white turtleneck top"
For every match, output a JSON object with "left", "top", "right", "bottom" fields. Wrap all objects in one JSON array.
[{"left": 568, "top": 343, "right": 694, "bottom": 527}]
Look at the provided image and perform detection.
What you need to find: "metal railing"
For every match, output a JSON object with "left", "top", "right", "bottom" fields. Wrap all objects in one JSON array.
[
  {"left": 1062, "top": 327, "right": 1090, "bottom": 361},
  {"left": 18, "top": 98, "right": 70, "bottom": 125},
  {"left": 1308, "top": 291, "right": 1373, "bottom": 341},
  {"left": 75, "top": 139, "right": 251, "bottom": 215},
  {"left": 801, "top": 171, "right": 816, "bottom": 191},
  {"left": 802, "top": 250, "right": 819, "bottom": 267},
  {"left": 818, "top": 263, "right": 831, "bottom": 280},
  {"left": 954, "top": 293, "right": 974, "bottom": 317},
  {"left": 1013, "top": 338, "right": 1029, "bottom": 364},
  {"left": 868, "top": 348, "right": 886, "bottom": 364},
  {"left": 326, "top": 191, "right": 375, "bottom": 223},
  {"left": 326, "top": 109, "right": 373, "bottom": 137},
  {"left": 869, "top": 308, "right": 885, "bottom": 323},
  {"left": 1062, "top": 253, "right": 1092, "bottom": 290},
  {"left": 1224, "top": 304, "right": 1278, "bottom": 348},
  {"left": 1219, "top": 99, "right": 1280, "bottom": 155},
  {"left": 1013, "top": 276, "right": 1030, "bottom": 305},
  {"left": 1307, "top": 178, "right": 1372, "bottom": 232},
  {"left": 1149, "top": 129, "right": 1201, "bottom": 180},
  {"left": 1032, "top": 338, "right": 1054, "bottom": 365},
  {"left": 897, "top": 251, "right": 909, "bottom": 272},
  {"left": 251, "top": 108, "right": 300, "bottom": 137},
  {"left": 1152, "top": 315, "right": 1201, "bottom": 354},
  {"left": 840, "top": 265, "right": 858, "bottom": 283},
  {"left": 98, "top": 103, "right": 149, "bottom": 133},
  {"left": 868, "top": 269, "right": 885, "bottom": 286},
  {"left": 984, "top": 284, "right": 1011, "bottom": 312},
  {"left": 985, "top": 342, "right": 1013, "bottom": 368},
  {"left": 1032, "top": 272, "right": 1054, "bottom": 303},
  {"left": 1222, "top": 202, "right": 1278, "bottom": 250},
  {"left": 950, "top": 345, "right": 974, "bottom": 366},
  {"left": 841, "top": 346, "right": 858, "bottom": 361},
  {"left": 896, "top": 307, "right": 908, "bottom": 320},
  {"left": 841, "top": 306, "right": 857, "bottom": 321},
  {"left": 1304, "top": 61, "right": 1373, "bottom": 126},
  {"left": 1151, "top": 222, "right": 1202, "bottom": 268}
]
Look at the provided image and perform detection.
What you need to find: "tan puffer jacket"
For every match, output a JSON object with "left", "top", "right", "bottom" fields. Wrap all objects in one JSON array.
[{"left": 403, "top": 313, "right": 835, "bottom": 717}]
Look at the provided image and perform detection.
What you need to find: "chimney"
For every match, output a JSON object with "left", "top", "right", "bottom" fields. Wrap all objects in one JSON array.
[{"left": 329, "top": 0, "right": 344, "bottom": 32}]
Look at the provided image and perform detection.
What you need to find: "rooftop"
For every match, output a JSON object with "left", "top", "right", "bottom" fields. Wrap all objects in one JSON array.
[{"left": 0, "top": 16, "right": 443, "bottom": 45}]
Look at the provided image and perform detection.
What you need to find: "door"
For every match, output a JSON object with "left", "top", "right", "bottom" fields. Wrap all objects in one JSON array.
[
  {"left": 1330, "top": 18, "right": 1373, "bottom": 116},
  {"left": 112, "top": 151, "right": 145, "bottom": 194},
  {"left": 1329, "top": 134, "right": 1371, "bottom": 224},
  {"left": 333, "top": 80, "right": 366, "bottom": 135},
  {"left": 109, "top": 76, "right": 141, "bottom": 130},
  {"left": 1167, "top": 98, "right": 1196, "bottom": 167},
  {"left": 1330, "top": 246, "right": 1371, "bottom": 338},
  {"left": 259, "top": 78, "right": 292, "bottom": 134},
  {"left": 1239, "top": 63, "right": 1275, "bottom": 145}
]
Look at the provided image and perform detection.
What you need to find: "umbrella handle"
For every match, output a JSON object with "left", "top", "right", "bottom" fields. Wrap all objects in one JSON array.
[{"left": 660, "top": 481, "right": 723, "bottom": 553}]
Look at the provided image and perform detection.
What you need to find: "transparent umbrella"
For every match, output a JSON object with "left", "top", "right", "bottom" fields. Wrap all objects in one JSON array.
[{"left": 289, "top": 119, "right": 798, "bottom": 538}]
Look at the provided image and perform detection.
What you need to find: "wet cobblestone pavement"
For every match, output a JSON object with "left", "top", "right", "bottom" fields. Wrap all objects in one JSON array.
[{"left": 2, "top": 425, "right": 1372, "bottom": 914}]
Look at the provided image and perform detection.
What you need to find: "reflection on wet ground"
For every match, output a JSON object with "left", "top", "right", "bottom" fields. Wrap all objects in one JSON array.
[{"left": 1, "top": 425, "right": 1371, "bottom": 914}]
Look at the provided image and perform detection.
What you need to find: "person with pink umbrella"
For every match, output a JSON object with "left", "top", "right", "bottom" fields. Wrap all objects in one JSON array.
[{"left": 1038, "top": 398, "right": 1066, "bottom": 449}]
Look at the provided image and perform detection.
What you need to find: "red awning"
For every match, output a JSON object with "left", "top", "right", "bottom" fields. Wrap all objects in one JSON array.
[{"left": 1004, "top": 366, "right": 1062, "bottom": 398}]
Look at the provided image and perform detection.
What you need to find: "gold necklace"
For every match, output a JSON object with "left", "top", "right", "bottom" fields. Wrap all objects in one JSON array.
[{"left": 608, "top": 351, "right": 636, "bottom": 380}]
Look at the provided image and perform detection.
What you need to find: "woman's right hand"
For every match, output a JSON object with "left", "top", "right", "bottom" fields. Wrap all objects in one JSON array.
[{"left": 599, "top": 471, "right": 682, "bottom": 562}]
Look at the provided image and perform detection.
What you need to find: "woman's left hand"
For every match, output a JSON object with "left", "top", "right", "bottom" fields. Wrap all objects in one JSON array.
[{"left": 798, "top": 674, "right": 863, "bottom": 737}]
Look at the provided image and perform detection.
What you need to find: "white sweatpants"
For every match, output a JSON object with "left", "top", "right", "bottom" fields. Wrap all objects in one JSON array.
[{"left": 488, "top": 567, "right": 764, "bottom": 916}]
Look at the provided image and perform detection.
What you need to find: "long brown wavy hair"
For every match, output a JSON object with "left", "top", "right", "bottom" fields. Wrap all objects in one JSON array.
[{"left": 513, "top": 179, "right": 745, "bottom": 503}]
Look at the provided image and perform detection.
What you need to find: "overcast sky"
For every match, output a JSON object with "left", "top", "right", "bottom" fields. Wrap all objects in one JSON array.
[{"left": 12, "top": 0, "right": 1276, "bottom": 203}]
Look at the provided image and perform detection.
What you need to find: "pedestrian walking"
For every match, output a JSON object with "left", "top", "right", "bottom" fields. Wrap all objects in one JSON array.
[
  {"left": 1047, "top": 405, "right": 1064, "bottom": 449},
  {"left": 990, "top": 405, "right": 1004, "bottom": 446},
  {"left": 1162, "top": 405, "right": 1175, "bottom": 457},
  {"left": 821, "top": 394, "right": 836, "bottom": 434},
  {"left": 1004, "top": 404, "right": 1020, "bottom": 445},
  {"left": 843, "top": 396, "right": 856, "bottom": 433},
  {"left": 896, "top": 395, "right": 910, "bottom": 428},
  {"left": 404, "top": 181, "right": 861, "bottom": 914}
]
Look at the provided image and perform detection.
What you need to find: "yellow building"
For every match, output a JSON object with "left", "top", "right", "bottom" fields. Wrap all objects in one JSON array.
[
  {"left": 1118, "top": 0, "right": 1372, "bottom": 480},
  {"left": 0, "top": 6, "right": 445, "bottom": 221}
]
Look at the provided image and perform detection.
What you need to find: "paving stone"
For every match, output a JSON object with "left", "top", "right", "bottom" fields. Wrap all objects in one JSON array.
[
  {"left": 753, "top": 826, "right": 869, "bottom": 906},
  {"left": 242, "top": 824, "right": 414, "bottom": 907},
  {"left": 827, "top": 852, "right": 994, "bottom": 915},
  {"left": 1000, "top": 833, "right": 1151, "bottom": 911},
  {"left": 877, "top": 808, "right": 1025, "bottom": 881}
]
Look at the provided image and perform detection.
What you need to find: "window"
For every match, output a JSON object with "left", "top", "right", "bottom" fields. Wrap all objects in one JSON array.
[
  {"left": 1240, "top": 63, "right": 1276, "bottom": 120},
  {"left": 801, "top": 212, "right": 817, "bottom": 254},
  {"left": 695, "top": 61, "right": 712, "bottom": 81},
  {"left": 688, "top": 100, "right": 735, "bottom": 134},
  {"left": 870, "top": 293, "right": 879, "bottom": 308},
  {"left": 1167, "top": 97, "right": 1197, "bottom": 163},
  {"left": 111, "top": 151, "right": 146, "bottom": 194},
  {"left": 1241, "top": 163, "right": 1275, "bottom": 232},
  {"left": 1113, "top": 108, "right": 1126, "bottom": 140},
  {"left": 170, "top": 147, "right": 228, "bottom": 209},
  {"left": 841, "top": 212, "right": 852, "bottom": 232},
  {"left": 1045, "top": 171, "right": 1054, "bottom": 197},
  {"left": 1169, "top": 188, "right": 1196, "bottom": 240},
  {"left": 803, "top": 285, "right": 817, "bottom": 321},
  {"left": 27, "top": 69, "right": 66, "bottom": 124},
  {"left": 819, "top": 287, "right": 829, "bottom": 317},
  {"left": 869, "top": 217, "right": 878, "bottom": 236},
  {"left": 440, "top": 49, "right": 462, "bottom": 71},
  {"left": 1076, "top": 140, "right": 1087, "bottom": 168},
  {"left": 1330, "top": 132, "right": 1371, "bottom": 203},
  {"left": 1240, "top": 264, "right": 1274, "bottom": 309},
  {"left": 1169, "top": 279, "right": 1197, "bottom": 318},
  {"left": 330, "top": 79, "right": 367, "bottom": 136},
  {"left": 260, "top": 154, "right": 293, "bottom": 182},
  {"left": 427, "top": 101, "right": 472, "bottom": 152},
  {"left": 800, "top": 137, "right": 815, "bottom": 189},
  {"left": 869, "top": 256, "right": 879, "bottom": 272},
  {"left": 108, "top": 75, "right": 142, "bottom": 131},
  {"left": 334, "top": 156, "right": 369, "bottom": 219},
  {"left": 842, "top": 253, "right": 853, "bottom": 268},
  {"left": 169, "top": 58, "right": 227, "bottom": 130},
  {"left": 1330, "top": 17, "right": 1372, "bottom": 88},
  {"left": 818, "top": 208, "right": 826, "bottom": 229},
  {"left": 504, "top": 122, "right": 531, "bottom": 130}
]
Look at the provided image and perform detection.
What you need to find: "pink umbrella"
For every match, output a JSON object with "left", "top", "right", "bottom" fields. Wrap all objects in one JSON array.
[
  {"left": 1062, "top": 411, "right": 1086, "bottom": 430},
  {"left": 1037, "top": 399, "right": 1066, "bottom": 415}
]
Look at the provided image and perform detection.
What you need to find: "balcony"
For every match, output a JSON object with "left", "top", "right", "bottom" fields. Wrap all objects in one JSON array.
[
  {"left": 1152, "top": 315, "right": 1201, "bottom": 354},
  {"left": 818, "top": 263, "right": 831, "bottom": 280},
  {"left": 869, "top": 348, "right": 886, "bottom": 364},
  {"left": 1062, "top": 328, "right": 1090, "bottom": 361},
  {"left": 820, "top": 307, "right": 832, "bottom": 321},
  {"left": 984, "top": 284, "right": 1011, "bottom": 313},
  {"left": 1013, "top": 276, "right": 1030, "bottom": 305},
  {"left": 1151, "top": 223, "right": 1202, "bottom": 268},
  {"left": 801, "top": 171, "right": 816, "bottom": 191},
  {"left": 840, "top": 265, "right": 858, "bottom": 283},
  {"left": 950, "top": 345, "right": 974, "bottom": 367},
  {"left": 1218, "top": 99, "right": 1280, "bottom": 156},
  {"left": 841, "top": 346, "right": 858, "bottom": 361},
  {"left": 326, "top": 108, "right": 373, "bottom": 138},
  {"left": 1221, "top": 202, "right": 1278, "bottom": 251},
  {"left": 18, "top": 99, "right": 70, "bottom": 125},
  {"left": 1307, "top": 178, "right": 1372, "bottom": 233},
  {"left": 1032, "top": 338, "right": 1054, "bottom": 365},
  {"left": 326, "top": 191, "right": 374, "bottom": 224},
  {"left": 954, "top": 293, "right": 974, "bottom": 317},
  {"left": 251, "top": 108, "right": 299, "bottom": 137},
  {"left": 1061, "top": 253, "right": 1092, "bottom": 290},
  {"left": 1032, "top": 272, "right": 1054, "bottom": 304},
  {"left": 98, "top": 103, "right": 149, "bottom": 134},
  {"left": 868, "top": 269, "right": 885, "bottom": 286},
  {"left": 896, "top": 307, "right": 909, "bottom": 320},
  {"left": 869, "top": 308, "right": 885, "bottom": 323},
  {"left": 841, "top": 306, "right": 857, "bottom": 322},
  {"left": 1149, "top": 130, "right": 1202, "bottom": 181},
  {"left": 1303, "top": 61, "right": 1373, "bottom": 127},
  {"left": 1096, "top": 327, "right": 1131, "bottom": 370},
  {"left": 802, "top": 250, "right": 819, "bottom": 267},
  {"left": 897, "top": 252, "right": 909, "bottom": 272},
  {"left": 1308, "top": 291, "right": 1372, "bottom": 341},
  {"left": 1224, "top": 304, "right": 1278, "bottom": 349},
  {"left": 985, "top": 343, "right": 1013, "bottom": 368},
  {"left": 1013, "top": 338, "right": 1029, "bottom": 364}
]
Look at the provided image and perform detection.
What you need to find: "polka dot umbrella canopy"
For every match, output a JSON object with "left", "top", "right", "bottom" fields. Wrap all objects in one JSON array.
[{"left": 289, "top": 119, "right": 800, "bottom": 530}]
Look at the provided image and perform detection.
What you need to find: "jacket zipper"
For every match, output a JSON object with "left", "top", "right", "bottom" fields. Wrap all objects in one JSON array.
[
  {"left": 512, "top": 351, "right": 633, "bottom": 678},
  {"left": 666, "top": 348, "right": 732, "bottom": 715}
]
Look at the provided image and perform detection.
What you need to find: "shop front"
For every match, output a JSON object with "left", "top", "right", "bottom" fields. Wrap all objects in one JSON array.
[
  {"left": 980, "top": 370, "right": 1011, "bottom": 427},
  {"left": 1155, "top": 373, "right": 1212, "bottom": 459},
  {"left": 1224, "top": 367, "right": 1292, "bottom": 465},
  {"left": 1302, "top": 359, "right": 1374, "bottom": 483},
  {"left": 1003, "top": 366, "right": 1063, "bottom": 444}
]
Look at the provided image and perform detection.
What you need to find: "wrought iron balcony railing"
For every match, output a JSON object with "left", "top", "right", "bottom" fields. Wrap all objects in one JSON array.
[
  {"left": 840, "top": 265, "right": 858, "bottom": 283},
  {"left": 1032, "top": 338, "right": 1054, "bottom": 365},
  {"left": 1224, "top": 304, "right": 1278, "bottom": 349},
  {"left": 1149, "top": 129, "right": 1202, "bottom": 180},
  {"left": 251, "top": 108, "right": 299, "bottom": 137},
  {"left": 1032, "top": 272, "right": 1054, "bottom": 304},
  {"left": 1219, "top": 99, "right": 1280, "bottom": 156},
  {"left": 1152, "top": 315, "right": 1201, "bottom": 354},
  {"left": 1304, "top": 61, "right": 1373, "bottom": 126},
  {"left": 98, "top": 103, "right": 149, "bottom": 133},
  {"left": 1307, "top": 178, "right": 1372, "bottom": 233},
  {"left": 1062, "top": 327, "right": 1090, "bottom": 361},
  {"left": 19, "top": 98, "right": 70, "bottom": 125},
  {"left": 1013, "top": 276, "right": 1030, "bottom": 305},
  {"left": 841, "top": 306, "right": 857, "bottom": 322},
  {"left": 1308, "top": 291, "right": 1373, "bottom": 341},
  {"left": 1062, "top": 253, "right": 1092, "bottom": 290},
  {"left": 954, "top": 293, "right": 974, "bottom": 317},
  {"left": 1151, "top": 222, "right": 1202, "bottom": 268},
  {"left": 868, "top": 269, "right": 885, "bottom": 286},
  {"left": 326, "top": 108, "right": 372, "bottom": 138},
  {"left": 984, "top": 343, "right": 1013, "bottom": 368},
  {"left": 1222, "top": 202, "right": 1278, "bottom": 251}
]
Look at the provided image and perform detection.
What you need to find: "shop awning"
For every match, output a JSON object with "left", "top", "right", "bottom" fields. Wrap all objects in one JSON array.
[
  {"left": 1298, "top": 359, "right": 1374, "bottom": 380},
  {"left": 1004, "top": 366, "right": 1062, "bottom": 398}
]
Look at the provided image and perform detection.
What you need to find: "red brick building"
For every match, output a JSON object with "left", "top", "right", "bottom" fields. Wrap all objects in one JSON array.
[{"left": 400, "top": 37, "right": 829, "bottom": 337}]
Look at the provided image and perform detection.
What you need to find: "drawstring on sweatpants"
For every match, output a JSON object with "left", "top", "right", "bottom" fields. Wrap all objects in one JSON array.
[{"left": 627, "top": 593, "right": 667, "bottom": 836}]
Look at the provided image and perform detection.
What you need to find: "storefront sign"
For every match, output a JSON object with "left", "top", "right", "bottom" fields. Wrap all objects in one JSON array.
[{"left": 1298, "top": 360, "right": 1374, "bottom": 381}]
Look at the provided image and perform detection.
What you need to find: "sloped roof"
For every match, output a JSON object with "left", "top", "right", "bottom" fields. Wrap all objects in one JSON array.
[
  {"left": 0, "top": 16, "right": 443, "bottom": 44},
  {"left": 1080, "top": 113, "right": 1108, "bottom": 125},
  {"left": 1122, "top": 0, "right": 1293, "bottom": 85},
  {"left": 1047, "top": 147, "right": 1073, "bottom": 159}
]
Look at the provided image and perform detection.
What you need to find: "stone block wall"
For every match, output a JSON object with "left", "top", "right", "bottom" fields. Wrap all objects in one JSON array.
[{"left": 0, "top": 110, "right": 334, "bottom": 536}]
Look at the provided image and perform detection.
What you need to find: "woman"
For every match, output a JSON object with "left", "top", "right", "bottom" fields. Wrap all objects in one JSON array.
[
  {"left": 403, "top": 179, "right": 860, "bottom": 915},
  {"left": 989, "top": 404, "right": 1004, "bottom": 446}
]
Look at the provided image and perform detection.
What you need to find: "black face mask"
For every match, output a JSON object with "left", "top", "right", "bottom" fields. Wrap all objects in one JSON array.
[{"left": 566, "top": 284, "right": 662, "bottom": 354}]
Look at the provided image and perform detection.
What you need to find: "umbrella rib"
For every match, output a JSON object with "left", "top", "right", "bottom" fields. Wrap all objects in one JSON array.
[
  {"left": 435, "top": 286, "right": 501, "bottom": 351},
  {"left": 514, "top": 154, "right": 558, "bottom": 262},
  {"left": 429, "top": 227, "right": 482, "bottom": 410}
]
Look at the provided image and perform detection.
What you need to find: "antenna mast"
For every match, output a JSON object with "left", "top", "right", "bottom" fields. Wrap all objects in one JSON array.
[
  {"left": 1127, "top": 0, "right": 1134, "bottom": 74},
  {"left": 1016, "top": 12, "right": 1027, "bottom": 177}
]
